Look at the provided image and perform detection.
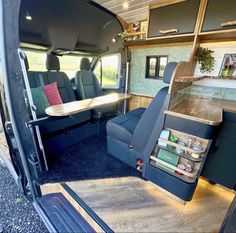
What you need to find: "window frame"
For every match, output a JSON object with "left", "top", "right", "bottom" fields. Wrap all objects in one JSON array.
[
  {"left": 94, "top": 53, "right": 121, "bottom": 89},
  {"left": 145, "top": 55, "right": 168, "bottom": 80}
]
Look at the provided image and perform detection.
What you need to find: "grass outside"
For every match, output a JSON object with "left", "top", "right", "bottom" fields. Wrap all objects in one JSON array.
[{"left": 25, "top": 50, "right": 117, "bottom": 87}]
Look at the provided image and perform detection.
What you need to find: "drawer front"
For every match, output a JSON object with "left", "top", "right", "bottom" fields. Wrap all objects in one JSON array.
[
  {"left": 201, "top": 113, "right": 236, "bottom": 189},
  {"left": 165, "top": 115, "right": 218, "bottom": 139},
  {"left": 202, "top": 0, "right": 236, "bottom": 32},
  {"left": 202, "top": 136, "right": 236, "bottom": 189},
  {"left": 148, "top": 0, "right": 200, "bottom": 38}
]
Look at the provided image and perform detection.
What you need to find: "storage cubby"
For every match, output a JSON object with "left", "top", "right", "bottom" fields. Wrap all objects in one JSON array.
[
  {"left": 150, "top": 128, "right": 209, "bottom": 183},
  {"left": 201, "top": 0, "right": 236, "bottom": 32},
  {"left": 148, "top": 0, "right": 200, "bottom": 38}
]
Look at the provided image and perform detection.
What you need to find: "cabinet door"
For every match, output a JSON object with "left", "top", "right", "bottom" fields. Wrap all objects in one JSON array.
[
  {"left": 201, "top": 113, "right": 236, "bottom": 189},
  {"left": 148, "top": 0, "right": 200, "bottom": 38},
  {"left": 201, "top": 0, "right": 236, "bottom": 32}
]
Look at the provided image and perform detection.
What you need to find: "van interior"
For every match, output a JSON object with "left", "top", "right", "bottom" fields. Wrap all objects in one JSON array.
[{"left": 0, "top": 0, "right": 236, "bottom": 232}]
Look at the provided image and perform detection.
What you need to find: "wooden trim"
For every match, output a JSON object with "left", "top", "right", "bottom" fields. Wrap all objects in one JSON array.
[
  {"left": 129, "top": 92, "right": 154, "bottom": 98},
  {"left": 126, "top": 32, "right": 146, "bottom": 37},
  {"left": 60, "top": 186, "right": 106, "bottom": 233},
  {"left": 149, "top": 0, "right": 187, "bottom": 10},
  {"left": 168, "top": 62, "right": 180, "bottom": 95},
  {"left": 146, "top": 33, "right": 195, "bottom": 41},
  {"left": 195, "top": 0, "right": 207, "bottom": 35},
  {"left": 199, "top": 28, "right": 236, "bottom": 36},
  {"left": 174, "top": 76, "right": 205, "bottom": 82},
  {"left": 158, "top": 138, "right": 206, "bottom": 154},
  {"left": 168, "top": 61, "right": 194, "bottom": 95},
  {"left": 128, "top": 41, "right": 193, "bottom": 50},
  {"left": 197, "top": 0, "right": 208, "bottom": 34},
  {"left": 200, "top": 37, "right": 236, "bottom": 44},
  {"left": 150, "top": 156, "right": 198, "bottom": 178},
  {"left": 146, "top": 6, "right": 150, "bottom": 40}
]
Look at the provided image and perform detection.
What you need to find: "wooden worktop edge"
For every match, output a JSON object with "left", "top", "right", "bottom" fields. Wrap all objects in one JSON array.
[{"left": 164, "top": 109, "right": 222, "bottom": 126}]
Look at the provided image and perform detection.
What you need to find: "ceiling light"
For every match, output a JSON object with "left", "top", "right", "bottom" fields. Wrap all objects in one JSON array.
[
  {"left": 123, "top": 2, "right": 129, "bottom": 9},
  {"left": 25, "top": 11, "right": 32, "bottom": 21}
]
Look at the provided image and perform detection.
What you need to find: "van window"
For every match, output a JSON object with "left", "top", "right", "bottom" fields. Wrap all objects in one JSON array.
[
  {"left": 59, "top": 56, "right": 93, "bottom": 79},
  {"left": 24, "top": 50, "right": 46, "bottom": 71},
  {"left": 145, "top": 56, "right": 168, "bottom": 79},
  {"left": 24, "top": 50, "right": 92, "bottom": 79},
  {"left": 94, "top": 54, "right": 121, "bottom": 88}
]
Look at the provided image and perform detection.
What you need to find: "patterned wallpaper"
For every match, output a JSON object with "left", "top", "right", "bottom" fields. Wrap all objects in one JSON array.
[{"left": 130, "top": 45, "right": 193, "bottom": 97}]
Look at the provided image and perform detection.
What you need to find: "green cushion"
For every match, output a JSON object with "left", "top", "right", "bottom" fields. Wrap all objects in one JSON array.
[{"left": 31, "top": 87, "right": 49, "bottom": 117}]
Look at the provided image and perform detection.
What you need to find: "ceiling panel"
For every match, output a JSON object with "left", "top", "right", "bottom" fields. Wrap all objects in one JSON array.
[{"left": 93, "top": 0, "right": 162, "bottom": 23}]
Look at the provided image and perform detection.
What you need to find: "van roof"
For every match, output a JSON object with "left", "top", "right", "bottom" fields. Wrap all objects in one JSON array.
[{"left": 19, "top": 0, "right": 123, "bottom": 54}]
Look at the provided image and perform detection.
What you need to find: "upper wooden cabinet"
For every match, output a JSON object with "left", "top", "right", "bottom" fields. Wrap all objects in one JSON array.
[
  {"left": 147, "top": 0, "right": 201, "bottom": 39},
  {"left": 201, "top": 0, "right": 236, "bottom": 32}
]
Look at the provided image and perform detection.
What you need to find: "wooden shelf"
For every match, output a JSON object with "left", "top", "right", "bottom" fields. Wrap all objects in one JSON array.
[
  {"left": 126, "top": 32, "right": 146, "bottom": 37},
  {"left": 125, "top": 34, "right": 195, "bottom": 48},
  {"left": 150, "top": 156, "right": 198, "bottom": 178},
  {"left": 158, "top": 138, "right": 206, "bottom": 154},
  {"left": 199, "top": 29, "right": 236, "bottom": 42},
  {"left": 174, "top": 76, "right": 205, "bottom": 83},
  {"left": 157, "top": 144, "right": 204, "bottom": 162},
  {"left": 149, "top": 160, "right": 197, "bottom": 183}
]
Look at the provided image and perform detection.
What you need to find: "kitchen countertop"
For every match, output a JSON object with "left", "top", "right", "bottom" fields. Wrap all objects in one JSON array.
[{"left": 165, "top": 96, "right": 236, "bottom": 126}]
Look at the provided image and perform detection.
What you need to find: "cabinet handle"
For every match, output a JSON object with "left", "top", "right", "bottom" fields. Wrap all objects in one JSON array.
[
  {"left": 221, "top": 20, "right": 236, "bottom": 27},
  {"left": 159, "top": 29, "right": 179, "bottom": 34}
]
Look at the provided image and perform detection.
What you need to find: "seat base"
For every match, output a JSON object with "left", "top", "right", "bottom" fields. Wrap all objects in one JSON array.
[{"left": 107, "top": 136, "right": 142, "bottom": 169}]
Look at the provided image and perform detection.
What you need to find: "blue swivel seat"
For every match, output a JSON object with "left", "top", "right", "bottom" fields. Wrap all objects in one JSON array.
[{"left": 106, "top": 62, "right": 177, "bottom": 169}]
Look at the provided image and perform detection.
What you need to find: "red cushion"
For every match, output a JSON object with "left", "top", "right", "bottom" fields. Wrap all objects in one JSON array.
[{"left": 43, "top": 82, "right": 63, "bottom": 106}]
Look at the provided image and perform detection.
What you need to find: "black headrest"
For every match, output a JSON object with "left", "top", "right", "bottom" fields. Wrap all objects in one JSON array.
[
  {"left": 46, "top": 54, "right": 60, "bottom": 71},
  {"left": 80, "top": 58, "right": 90, "bottom": 71},
  {"left": 163, "top": 62, "right": 178, "bottom": 84},
  {"left": 24, "top": 55, "right": 29, "bottom": 70}
]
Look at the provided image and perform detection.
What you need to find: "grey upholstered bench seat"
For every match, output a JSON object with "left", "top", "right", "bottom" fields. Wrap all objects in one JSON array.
[
  {"left": 24, "top": 54, "right": 91, "bottom": 136},
  {"left": 106, "top": 108, "right": 146, "bottom": 144},
  {"left": 106, "top": 62, "right": 178, "bottom": 168}
]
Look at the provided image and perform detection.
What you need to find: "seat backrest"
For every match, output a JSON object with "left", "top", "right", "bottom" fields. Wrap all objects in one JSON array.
[
  {"left": 45, "top": 54, "right": 76, "bottom": 103},
  {"left": 75, "top": 57, "right": 102, "bottom": 99},
  {"left": 24, "top": 55, "right": 45, "bottom": 88},
  {"left": 131, "top": 62, "right": 177, "bottom": 153}
]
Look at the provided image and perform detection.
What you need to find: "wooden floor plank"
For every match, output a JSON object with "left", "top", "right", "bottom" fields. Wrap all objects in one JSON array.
[{"left": 65, "top": 177, "right": 234, "bottom": 232}]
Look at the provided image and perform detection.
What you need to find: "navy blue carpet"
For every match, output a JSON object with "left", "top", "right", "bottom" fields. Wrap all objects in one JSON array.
[{"left": 40, "top": 135, "right": 141, "bottom": 184}]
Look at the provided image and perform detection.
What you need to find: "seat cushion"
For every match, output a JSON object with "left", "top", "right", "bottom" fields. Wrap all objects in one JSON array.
[
  {"left": 40, "top": 112, "right": 91, "bottom": 136},
  {"left": 44, "top": 82, "right": 63, "bottom": 105},
  {"left": 106, "top": 108, "right": 145, "bottom": 145},
  {"left": 127, "top": 108, "right": 146, "bottom": 118},
  {"left": 31, "top": 86, "right": 50, "bottom": 117}
]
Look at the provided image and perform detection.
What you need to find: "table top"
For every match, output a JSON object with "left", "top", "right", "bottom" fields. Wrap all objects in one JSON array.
[
  {"left": 45, "top": 93, "right": 131, "bottom": 117},
  {"left": 165, "top": 96, "right": 236, "bottom": 126}
]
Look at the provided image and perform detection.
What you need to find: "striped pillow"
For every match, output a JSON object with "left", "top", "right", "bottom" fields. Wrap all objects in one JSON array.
[{"left": 43, "top": 82, "right": 63, "bottom": 106}]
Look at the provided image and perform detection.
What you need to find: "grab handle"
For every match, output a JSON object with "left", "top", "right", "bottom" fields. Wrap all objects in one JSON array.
[
  {"left": 159, "top": 28, "right": 179, "bottom": 34},
  {"left": 221, "top": 20, "right": 236, "bottom": 27}
]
